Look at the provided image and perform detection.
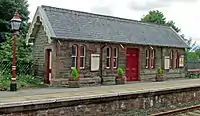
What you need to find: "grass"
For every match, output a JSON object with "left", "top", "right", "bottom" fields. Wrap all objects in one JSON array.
[{"left": 0, "top": 74, "right": 45, "bottom": 91}]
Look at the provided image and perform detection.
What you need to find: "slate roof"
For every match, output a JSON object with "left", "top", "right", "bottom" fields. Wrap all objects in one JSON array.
[{"left": 40, "top": 5, "right": 188, "bottom": 48}]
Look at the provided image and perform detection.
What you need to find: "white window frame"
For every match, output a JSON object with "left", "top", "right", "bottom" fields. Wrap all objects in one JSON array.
[
  {"left": 80, "top": 45, "right": 86, "bottom": 69},
  {"left": 113, "top": 48, "right": 118, "bottom": 69},
  {"left": 179, "top": 55, "right": 184, "bottom": 67},
  {"left": 71, "top": 45, "right": 77, "bottom": 69},
  {"left": 164, "top": 56, "right": 170, "bottom": 69},
  {"left": 151, "top": 49, "right": 155, "bottom": 69},
  {"left": 106, "top": 47, "right": 111, "bottom": 69}
]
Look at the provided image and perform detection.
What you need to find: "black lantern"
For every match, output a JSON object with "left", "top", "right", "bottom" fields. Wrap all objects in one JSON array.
[{"left": 10, "top": 11, "right": 22, "bottom": 31}]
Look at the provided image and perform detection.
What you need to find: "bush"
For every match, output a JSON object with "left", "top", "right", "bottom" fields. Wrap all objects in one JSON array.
[
  {"left": 117, "top": 68, "right": 124, "bottom": 76},
  {"left": 0, "top": 75, "right": 42, "bottom": 91},
  {"left": 71, "top": 68, "right": 79, "bottom": 80},
  {"left": 156, "top": 67, "right": 163, "bottom": 74}
]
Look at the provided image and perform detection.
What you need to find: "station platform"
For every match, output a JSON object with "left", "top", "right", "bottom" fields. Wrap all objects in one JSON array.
[{"left": 0, "top": 78, "right": 200, "bottom": 107}]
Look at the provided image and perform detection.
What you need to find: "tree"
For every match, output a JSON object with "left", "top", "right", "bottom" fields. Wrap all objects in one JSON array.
[
  {"left": 0, "top": 33, "right": 32, "bottom": 74},
  {"left": 181, "top": 34, "right": 199, "bottom": 52},
  {"left": 141, "top": 10, "right": 166, "bottom": 25},
  {"left": 180, "top": 34, "right": 200, "bottom": 61},
  {"left": 0, "top": 0, "right": 30, "bottom": 36},
  {"left": 0, "top": 33, "right": 32, "bottom": 62},
  {"left": 141, "top": 10, "right": 180, "bottom": 33},
  {"left": 166, "top": 20, "right": 181, "bottom": 33}
]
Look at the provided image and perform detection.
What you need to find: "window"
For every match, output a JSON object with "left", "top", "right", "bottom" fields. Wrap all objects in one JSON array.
[
  {"left": 71, "top": 45, "right": 77, "bottom": 68},
  {"left": 145, "top": 49, "right": 149, "bottom": 68},
  {"left": 145, "top": 48, "right": 156, "bottom": 69},
  {"left": 170, "top": 50, "right": 173, "bottom": 69},
  {"left": 164, "top": 56, "right": 170, "bottom": 69},
  {"left": 179, "top": 55, "right": 184, "bottom": 67},
  {"left": 174, "top": 50, "right": 179, "bottom": 68},
  {"left": 151, "top": 49, "right": 155, "bottom": 68},
  {"left": 113, "top": 48, "right": 118, "bottom": 68},
  {"left": 80, "top": 45, "right": 85, "bottom": 69},
  {"left": 106, "top": 47, "right": 111, "bottom": 68}
]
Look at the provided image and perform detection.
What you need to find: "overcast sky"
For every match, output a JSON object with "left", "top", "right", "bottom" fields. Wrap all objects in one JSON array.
[{"left": 28, "top": 0, "right": 200, "bottom": 43}]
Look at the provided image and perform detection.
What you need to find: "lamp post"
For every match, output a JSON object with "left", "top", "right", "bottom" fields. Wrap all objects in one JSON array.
[{"left": 10, "top": 12, "right": 22, "bottom": 91}]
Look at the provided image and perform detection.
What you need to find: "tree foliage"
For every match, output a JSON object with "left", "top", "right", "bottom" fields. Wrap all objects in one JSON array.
[
  {"left": 141, "top": 10, "right": 180, "bottom": 33},
  {"left": 0, "top": 0, "right": 30, "bottom": 36},
  {"left": 0, "top": 33, "right": 32, "bottom": 63},
  {"left": 180, "top": 34, "right": 200, "bottom": 61},
  {"left": 141, "top": 10, "right": 166, "bottom": 25},
  {"left": 141, "top": 10, "right": 200, "bottom": 62}
]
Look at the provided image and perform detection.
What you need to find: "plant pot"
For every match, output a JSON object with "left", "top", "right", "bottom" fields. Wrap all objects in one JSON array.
[
  {"left": 155, "top": 74, "right": 164, "bottom": 82},
  {"left": 68, "top": 81, "right": 80, "bottom": 88},
  {"left": 115, "top": 76, "right": 125, "bottom": 85}
]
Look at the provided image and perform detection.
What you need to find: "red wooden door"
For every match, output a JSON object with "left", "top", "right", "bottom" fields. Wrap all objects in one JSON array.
[{"left": 126, "top": 48, "right": 139, "bottom": 81}]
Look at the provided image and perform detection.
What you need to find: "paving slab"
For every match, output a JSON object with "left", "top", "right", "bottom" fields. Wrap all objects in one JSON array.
[{"left": 0, "top": 79, "right": 200, "bottom": 107}]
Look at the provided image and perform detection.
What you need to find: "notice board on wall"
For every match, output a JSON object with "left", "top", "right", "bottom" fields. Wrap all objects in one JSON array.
[{"left": 91, "top": 54, "right": 100, "bottom": 71}]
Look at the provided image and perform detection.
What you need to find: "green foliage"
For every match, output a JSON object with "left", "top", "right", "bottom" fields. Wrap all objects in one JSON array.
[
  {"left": 0, "top": 75, "right": 42, "bottom": 91},
  {"left": 183, "top": 35, "right": 200, "bottom": 52},
  {"left": 181, "top": 34, "right": 200, "bottom": 61},
  {"left": 156, "top": 67, "right": 163, "bottom": 74},
  {"left": 141, "top": 10, "right": 180, "bottom": 33},
  {"left": 71, "top": 68, "right": 79, "bottom": 80},
  {"left": 187, "top": 52, "right": 199, "bottom": 61},
  {"left": 117, "top": 68, "right": 124, "bottom": 76},
  {"left": 141, "top": 10, "right": 166, "bottom": 25},
  {"left": 0, "top": 0, "right": 30, "bottom": 35},
  {"left": 0, "top": 34, "right": 32, "bottom": 74},
  {"left": 166, "top": 20, "right": 181, "bottom": 33}
]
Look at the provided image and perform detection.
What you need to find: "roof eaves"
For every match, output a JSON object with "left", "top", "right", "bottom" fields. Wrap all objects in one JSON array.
[
  {"left": 39, "top": 6, "right": 56, "bottom": 38},
  {"left": 169, "top": 27, "right": 188, "bottom": 48},
  {"left": 51, "top": 36, "right": 187, "bottom": 48}
]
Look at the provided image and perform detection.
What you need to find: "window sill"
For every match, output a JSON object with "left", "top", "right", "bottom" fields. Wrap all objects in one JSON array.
[
  {"left": 80, "top": 67, "right": 85, "bottom": 70},
  {"left": 106, "top": 67, "right": 110, "bottom": 69},
  {"left": 71, "top": 67, "right": 76, "bottom": 69}
]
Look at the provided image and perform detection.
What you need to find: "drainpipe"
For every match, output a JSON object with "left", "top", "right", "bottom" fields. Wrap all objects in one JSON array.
[
  {"left": 100, "top": 44, "right": 106, "bottom": 84},
  {"left": 161, "top": 47, "right": 163, "bottom": 69}
]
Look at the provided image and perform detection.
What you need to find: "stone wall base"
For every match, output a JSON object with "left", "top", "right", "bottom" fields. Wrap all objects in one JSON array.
[
  {"left": 140, "top": 73, "right": 186, "bottom": 82},
  {"left": 1, "top": 85, "right": 200, "bottom": 115},
  {"left": 50, "top": 76, "right": 101, "bottom": 87},
  {"left": 50, "top": 73, "right": 186, "bottom": 87}
]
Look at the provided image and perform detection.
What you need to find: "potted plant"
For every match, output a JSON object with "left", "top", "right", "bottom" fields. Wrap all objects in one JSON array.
[
  {"left": 115, "top": 68, "right": 125, "bottom": 85},
  {"left": 68, "top": 68, "right": 80, "bottom": 88},
  {"left": 155, "top": 67, "right": 164, "bottom": 81}
]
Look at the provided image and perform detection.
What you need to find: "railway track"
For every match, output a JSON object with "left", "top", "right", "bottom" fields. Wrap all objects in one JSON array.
[{"left": 150, "top": 104, "right": 200, "bottom": 116}]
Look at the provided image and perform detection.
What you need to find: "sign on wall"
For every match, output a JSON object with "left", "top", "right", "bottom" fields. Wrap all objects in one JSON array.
[
  {"left": 91, "top": 54, "right": 100, "bottom": 71},
  {"left": 164, "top": 56, "right": 170, "bottom": 69},
  {"left": 179, "top": 55, "right": 184, "bottom": 67}
]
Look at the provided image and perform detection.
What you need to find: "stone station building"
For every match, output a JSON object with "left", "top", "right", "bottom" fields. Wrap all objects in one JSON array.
[{"left": 27, "top": 5, "right": 188, "bottom": 86}]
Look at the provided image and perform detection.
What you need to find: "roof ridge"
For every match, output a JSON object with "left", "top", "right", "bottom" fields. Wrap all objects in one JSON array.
[{"left": 41, "top": 5, "right": 171, "bottom": 29}]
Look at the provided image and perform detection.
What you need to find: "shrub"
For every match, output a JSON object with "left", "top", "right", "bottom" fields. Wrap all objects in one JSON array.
[
  {"left": 0, "top": 75, "right": 42, "bottom": 91},
  {"left": 117, "top": 68, "right": 124, "bottom": 76},
  {"left": 156, "top": 67, "right": 163, "bottom": 74},
  {"left": 71, "top": 68, "right": 79, "bottom": 80}
]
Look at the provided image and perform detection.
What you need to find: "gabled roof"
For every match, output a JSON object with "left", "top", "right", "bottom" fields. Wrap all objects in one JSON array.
[{"left": 29, "top": 5, "right": 188, "bottom": 48}]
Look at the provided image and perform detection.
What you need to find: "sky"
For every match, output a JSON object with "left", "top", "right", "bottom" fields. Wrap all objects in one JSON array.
[{"left": 28, "top": 0, "right": 200, "bottom": 43}]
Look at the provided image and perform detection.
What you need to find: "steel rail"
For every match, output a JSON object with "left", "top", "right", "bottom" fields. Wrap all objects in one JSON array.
[{"left": 150, "top": 104, "right": 200, "bottom": 116}]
